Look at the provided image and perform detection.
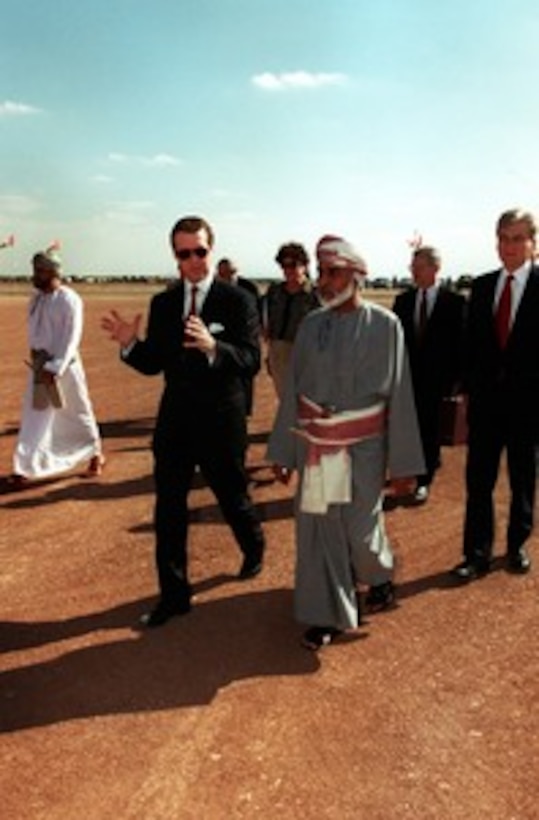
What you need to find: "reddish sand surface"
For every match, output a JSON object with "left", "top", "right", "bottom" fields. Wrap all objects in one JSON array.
[{"left": 1, "top": 285, "right": 538, "bottom": 819}]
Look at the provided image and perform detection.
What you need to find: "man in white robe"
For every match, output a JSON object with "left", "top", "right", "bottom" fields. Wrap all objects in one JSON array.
[
  {"left": 10, "top": 251, "right": 103, "bottom": 485},
  {"left": 267, "top": 235, "right": 425, "bottom": 650}
]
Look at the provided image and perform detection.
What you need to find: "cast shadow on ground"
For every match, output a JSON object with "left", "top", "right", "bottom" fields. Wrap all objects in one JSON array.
[
  {"left": 395, "top": 556, "right": 508, "bottom": 600},
  {"left": 99, "top": 417, "right": 155, "bottom": 439},
  {"left": 0, "top": 575, "right": 233, "bottom": 654},
  {"left": 0, "top": 473, "right": 155, "bottom": 508},
  {"left": 0, "top": 460, "right": 275, "bottom": 507},
  {"left": 247, "top": 429, "right": 270, "bottom": 446},
  {"left": 129, "top": 496, "right": 295, "bottom": 535},
  {"left": 0, "top": 588, "right": 320, "bottom": 733}
]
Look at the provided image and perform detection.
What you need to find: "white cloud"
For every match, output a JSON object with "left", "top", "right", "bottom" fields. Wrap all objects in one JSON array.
[
  {"left": 103, "top": 200, "right": 156, "bottom": 225},
  {"left": 107, "top": 151, "right": 182, "bottom": 167},
  {"left": 251, "top": 71, "right": 348, "bottom": 91},
  {"left": 0, "top": 194, "right": 40, "bottom": 214},
  {"left": 0, "top": 100, "right": 42, "bottom": 117}
]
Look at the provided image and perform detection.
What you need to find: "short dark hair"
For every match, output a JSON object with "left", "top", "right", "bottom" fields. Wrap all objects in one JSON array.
[
  {"left": 170, "top": 215, "right": 215, "bottom": 247},
  {"left": 496, "top": 208, "right": 537, "bottom": 241},
  {"left": 412, "top": 245, "right": 441, "bottom": 268},
  {"left": 275, "top": 242, "right": 309, "bottom": 267}
]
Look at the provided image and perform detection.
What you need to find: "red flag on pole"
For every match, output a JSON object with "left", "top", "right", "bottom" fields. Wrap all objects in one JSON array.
[
  {"left": 0, "top": 234, "right": 15, "bottom": 249},
  {"left": 407, "top": 230, "right": 423, "bottom": 251}
]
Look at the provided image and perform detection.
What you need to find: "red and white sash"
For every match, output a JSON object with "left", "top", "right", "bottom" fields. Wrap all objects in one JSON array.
[{"left": 293, "top": 395, "right": 386, "bottom": 514}]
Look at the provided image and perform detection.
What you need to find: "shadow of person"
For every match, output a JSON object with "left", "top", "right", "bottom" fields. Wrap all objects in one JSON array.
[
  {"left": 395, "top": 556, "right": 507, "bottom": 601},
  {"left": 126, "top": 496, "right": 295, "bottom": 531},
  {"left": 0, "top": 588, "right": 319, "bottom": 733},
  {"left": 0, "top": 473, "right": 155, "bottom": 509},
  {"left": 99, "top": 417, "right": 155, "bottom": 439}
]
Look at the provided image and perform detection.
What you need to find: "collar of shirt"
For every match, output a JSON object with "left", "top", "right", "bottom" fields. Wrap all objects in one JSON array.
[
  {"left": 494, "top": 261, "right": 531, "bottom": 316},
  {"left": 183, "top": 272, "right": 214, "bottom": 317},
  {"left": 415, "top": 282, "right": 439, "bottom": 318}
]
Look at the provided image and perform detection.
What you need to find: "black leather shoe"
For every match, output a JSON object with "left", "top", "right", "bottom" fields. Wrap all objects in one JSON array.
[
  {"left": 139, "top": 599, "right": 191, "bottom": 628},
  {"left": 506, "top": 548, "right": 531, "bottom": 574},
  {"left": 238, "top": 553, "right": 263, "bottom": 580},
  {"left": 451, "top": 560, "right": 490, "bottom": 581},
  {"left": 365, "top": 581, "right": 396, "bottom": 612}
]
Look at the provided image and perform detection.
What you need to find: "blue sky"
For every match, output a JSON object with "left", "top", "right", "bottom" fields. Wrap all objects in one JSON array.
[{"left": 1, "top": 0, "right": 538, "bottom": 279}]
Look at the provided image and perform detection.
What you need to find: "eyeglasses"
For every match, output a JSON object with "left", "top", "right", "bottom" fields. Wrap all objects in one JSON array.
[{"left": 176, "top": 247, "right": 209, "bottom": 261}]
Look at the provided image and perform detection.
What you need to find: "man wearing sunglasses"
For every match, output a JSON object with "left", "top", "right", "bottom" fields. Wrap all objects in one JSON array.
[{"left": 102, "top": 215, "right": 266, "bottom": 627}]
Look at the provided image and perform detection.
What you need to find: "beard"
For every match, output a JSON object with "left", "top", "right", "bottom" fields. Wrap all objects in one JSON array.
[{"left": 318, "top": 281, "right": 356, "bottom": 311}]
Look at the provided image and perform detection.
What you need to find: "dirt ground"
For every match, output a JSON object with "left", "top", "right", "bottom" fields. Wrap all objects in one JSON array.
[{"left": 1, "top": 285, "right": 538, "bottom": 820}]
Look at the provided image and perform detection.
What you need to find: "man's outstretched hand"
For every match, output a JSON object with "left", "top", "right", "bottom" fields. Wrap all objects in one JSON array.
[{"left": 101, "top": 310, "right": 142, "bottom": 348}]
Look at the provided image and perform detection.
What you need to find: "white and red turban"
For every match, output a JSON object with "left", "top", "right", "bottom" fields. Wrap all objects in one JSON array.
[
  {"left": 316, "top": 234, "right": 368, "bottom": 277},
  {"left": 32, "top": 250, "right": 62, "bottom": 273}
]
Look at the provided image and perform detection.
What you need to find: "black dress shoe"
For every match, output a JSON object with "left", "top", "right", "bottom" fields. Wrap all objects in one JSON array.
[
  {"left": 238, "top": 553, "right": 263, "bottom": 580},
  {"left": 506, "top": 548, "right": 531, "bottom": 574},
  {"left": 139, "top": 599, "right": 191, "bottom": 628},
  {"left": 451, "top": 559, "right": 490, "bottom": 581},
  {"left": 365, "top": 581, "right": 396, "bottom": 612}
]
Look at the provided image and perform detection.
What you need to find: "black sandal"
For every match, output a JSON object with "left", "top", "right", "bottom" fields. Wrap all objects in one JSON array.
[
  {"left": 365, "top": 581, "right": 396, "bottom": 613},
  {"left": 301, "top": 626, "right": 342, "bottom": 651}
]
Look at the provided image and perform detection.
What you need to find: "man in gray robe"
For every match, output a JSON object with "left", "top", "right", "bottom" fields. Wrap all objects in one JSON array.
[{"left": 267, "top": 235, "right": 424, "bottom": 650}]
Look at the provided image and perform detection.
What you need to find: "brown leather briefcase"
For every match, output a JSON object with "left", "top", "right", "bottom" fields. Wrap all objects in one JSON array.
[{"left": 439, "top": 394, "right": 468, "bottom": 446}]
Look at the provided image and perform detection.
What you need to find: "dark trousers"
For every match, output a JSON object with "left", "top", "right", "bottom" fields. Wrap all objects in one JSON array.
[
  {"left": 415, "top": 391, "right": 443, "bottom": 485},
  {"left": 152, "top": 419, "right": 265, "bottom": 605},
  {"left": 463, "top": 416, "right": 537, "bottom": 562}
]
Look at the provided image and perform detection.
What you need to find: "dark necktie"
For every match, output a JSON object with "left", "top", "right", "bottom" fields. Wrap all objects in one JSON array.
[
  {"left": 188, "top": 284, "right": 198, "bottom": 317},
  {"left": 495, "top": 275, "right": 513, "bottom": 349},
  {"left": 184, "top": 284, "right": 198, "bottom": 342},
  {"left": 417, "top": 289, "right": 428, "bottom": 341}
]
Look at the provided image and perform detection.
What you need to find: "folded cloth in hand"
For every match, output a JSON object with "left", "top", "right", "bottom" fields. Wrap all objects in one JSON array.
[{"left": 30, "top": 349, "right": 65, "bottom": 410}]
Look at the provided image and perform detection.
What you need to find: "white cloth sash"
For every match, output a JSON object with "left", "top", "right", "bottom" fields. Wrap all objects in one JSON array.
[{"left": 293, "top": 395, "right": 386, "bottom": 514}]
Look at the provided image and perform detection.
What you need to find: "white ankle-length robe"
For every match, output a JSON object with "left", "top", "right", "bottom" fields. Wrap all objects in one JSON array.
[{"left": 13, "top": 285, "right": 101, "bottom": 478}]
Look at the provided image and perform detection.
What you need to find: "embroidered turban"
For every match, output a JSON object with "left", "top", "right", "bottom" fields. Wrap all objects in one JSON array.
[
  {"left": 316, "top": 235, "right": 368, "bottom": 277},
  {"left": 32, "top": 251, "right": 62, "bottom": 272}
]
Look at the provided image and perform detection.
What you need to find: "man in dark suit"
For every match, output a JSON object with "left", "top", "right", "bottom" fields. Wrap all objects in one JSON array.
[
  {"left": 452, "top": 208, "right": 539, "bottom": 580},
  {"left": 393, "top": 246, "right": 466, "bottom": 502},
  {"left": 215, "top": 257, "right": 262, "bottom": 416},
  {"left": 102, "top": 215, "right": 266, "bottom": 626}
]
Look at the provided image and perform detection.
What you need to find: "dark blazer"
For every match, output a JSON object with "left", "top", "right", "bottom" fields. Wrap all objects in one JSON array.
[
  {"left": 236, "top": 276, "right": 262, "bottom": 318},
  {"left": 125, "top": 278, "right": 261, "bottom": 436},
  {"left": 393, "top": 285, "right": 466, "bottom": 399},
  {"left": 464, "top": 264, "right": 539, "bottom": 437},
  {"left": 122, "top": 277, "right": 264, "bottom": 607}
]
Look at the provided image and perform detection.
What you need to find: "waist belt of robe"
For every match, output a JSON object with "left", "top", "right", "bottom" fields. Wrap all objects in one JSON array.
[{"left": 292, "top": 394, "right": 386, "bottom": 514}]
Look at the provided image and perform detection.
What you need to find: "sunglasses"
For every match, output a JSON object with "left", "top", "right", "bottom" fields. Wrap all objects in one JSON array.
[{"left": 176, "top": 247, "right": 209, "bottom": 261}]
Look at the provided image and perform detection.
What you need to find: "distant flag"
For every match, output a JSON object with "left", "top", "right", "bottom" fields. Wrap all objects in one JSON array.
[
  {"left": 46, "top": 239, "right": 61, "bottom": 253},
  {"left": 0, "top": 233, "right": 15, "bottom": 249},
  {"left": 407, "top": 230, "right": 423, "bottom": 251}
]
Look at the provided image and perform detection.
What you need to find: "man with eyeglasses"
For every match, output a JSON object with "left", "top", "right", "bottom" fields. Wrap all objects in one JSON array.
[
  {"left": 267, "top": 235, "right": 423, "bottom": 650},
  {"left": 102, "top": 215, "right": 266, "bottom": 627}
]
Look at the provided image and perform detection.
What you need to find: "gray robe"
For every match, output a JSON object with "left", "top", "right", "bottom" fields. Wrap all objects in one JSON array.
[{"left": 267, "top": 300, "right": 425, "bottom": 630}]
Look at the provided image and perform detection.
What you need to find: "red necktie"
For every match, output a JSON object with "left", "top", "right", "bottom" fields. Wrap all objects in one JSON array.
[{"left": 495, "top": 275, "right": 513, "bottom": 349}]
